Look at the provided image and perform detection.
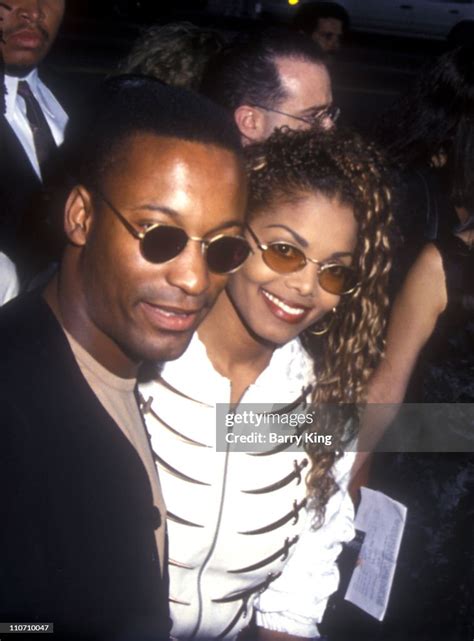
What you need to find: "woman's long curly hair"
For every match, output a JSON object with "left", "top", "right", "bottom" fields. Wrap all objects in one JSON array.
[{"left": 245, "top": 127, "right": 393, "bottom": 523}]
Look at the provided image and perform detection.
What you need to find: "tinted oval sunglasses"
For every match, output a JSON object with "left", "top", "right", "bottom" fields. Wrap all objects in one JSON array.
[
  {"left": 95, "top": 191, "right": 251, "bottom": 274},
  {"left": 246, "top": 225, "right": 359, "bottom": 295}
]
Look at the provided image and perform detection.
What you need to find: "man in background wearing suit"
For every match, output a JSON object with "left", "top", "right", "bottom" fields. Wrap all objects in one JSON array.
[{"left": 0, "top": 0, "right": 66, "bottom": 282}]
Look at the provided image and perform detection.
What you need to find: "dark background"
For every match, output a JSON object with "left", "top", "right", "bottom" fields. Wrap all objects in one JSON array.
[{"left": 48, "top": 0, "right": 449, "bottom": 137}]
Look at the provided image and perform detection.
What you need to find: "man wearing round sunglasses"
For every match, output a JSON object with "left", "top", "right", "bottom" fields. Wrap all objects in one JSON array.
[
  {"left": 201, "top": 28, "right": 338, "bottom": 145},
  {"left": 0, "top": 76, "right": 248, "bottom": 640}
]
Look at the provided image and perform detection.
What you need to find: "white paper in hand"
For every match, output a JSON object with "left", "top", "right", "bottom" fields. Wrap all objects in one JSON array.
[{"left": 344, "top": 487, "right": 407, "bottom": 621}]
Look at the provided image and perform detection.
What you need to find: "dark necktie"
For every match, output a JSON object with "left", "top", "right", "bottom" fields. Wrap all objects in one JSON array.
[{"left": 17, "top": 80, "right": 57, "bottom": 171}]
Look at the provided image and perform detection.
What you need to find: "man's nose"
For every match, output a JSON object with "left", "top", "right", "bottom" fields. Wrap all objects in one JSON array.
[
  {"left": 166, "top": 240, "right": 212, "bottom": 297},
  {"left": 16, "top": 0, "right": 43, "bottom": 21}
]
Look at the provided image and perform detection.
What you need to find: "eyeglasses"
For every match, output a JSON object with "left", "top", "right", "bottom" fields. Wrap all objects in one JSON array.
[
  {"left": 95, "top": 191, "right": 251, "bottom": 275},
  {"left": 246, "top": 225, "right": 358, "bottom": 295},
  {"left": 251, "top": 103, "right": 340, "bottom": 128}
]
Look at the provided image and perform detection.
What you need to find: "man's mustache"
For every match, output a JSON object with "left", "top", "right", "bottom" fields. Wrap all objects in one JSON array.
[{"left": 4, "top": 22, "right": 49, "bottom": 43}]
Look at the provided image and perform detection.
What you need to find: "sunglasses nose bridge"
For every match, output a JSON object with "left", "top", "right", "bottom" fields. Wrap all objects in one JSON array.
[
  {"left": 179, "top": 236, "right": 213, "bottom": 272},
  {"left": 305, "top": 256, "right": 325, "bottom": 280},
  {"left": 194, "top": 237, "right": 208, "bottom": 257},
  {"left": 186, "top": 233, "right": 205, "bottom": 244},
  {"left": 305, "top": 255, "right": 321, "bottom": 268},
  {"left": 284, "top": 258, "right": 321, "bottom": 298},
  {"left": 182, "top": 235, "right": 211, "bottom": 264}
]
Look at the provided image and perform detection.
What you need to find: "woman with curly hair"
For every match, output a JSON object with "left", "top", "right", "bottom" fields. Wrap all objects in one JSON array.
[{"left": 139, "top": 127, "right": 392, "bottom": 640}]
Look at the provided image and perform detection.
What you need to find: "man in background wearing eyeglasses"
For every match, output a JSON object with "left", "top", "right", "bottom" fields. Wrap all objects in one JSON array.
[
  {"left": 201, "top": 28, "right": 339, "bottom": 145},
  {"left": 0, "top": 76, "right": 248, "bottom": 640}
]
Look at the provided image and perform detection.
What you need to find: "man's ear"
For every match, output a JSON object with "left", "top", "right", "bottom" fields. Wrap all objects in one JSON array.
[
  {"left": 234, "top": 105, "right": 267, "bottom": 143},
  {"left": 64, "top": 186, "right": 94, "bottom": 246}
]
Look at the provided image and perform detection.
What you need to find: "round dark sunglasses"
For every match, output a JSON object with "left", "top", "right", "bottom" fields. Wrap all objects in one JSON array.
[
  {"left": 96, "top": 192, "right": 251, "bottom": 274},
  {"left": 246, "top": 225, "right": 359, "bottom": 295}
]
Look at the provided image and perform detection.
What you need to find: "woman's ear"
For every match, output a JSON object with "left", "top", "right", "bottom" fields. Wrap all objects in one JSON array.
[{"left": 64, "top": 185, "right": 94, "bottom": 246}]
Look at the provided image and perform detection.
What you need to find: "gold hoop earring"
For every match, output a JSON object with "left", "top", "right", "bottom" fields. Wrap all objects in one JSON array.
[{"left": 307, "top": 306, "right": 337, "bottom": 336}]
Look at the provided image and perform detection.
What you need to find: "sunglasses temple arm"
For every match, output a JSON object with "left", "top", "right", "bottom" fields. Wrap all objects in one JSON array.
[
  {"left": 96, "top": 191, "right": 143, "bottom": 240},
  {"left": 245, "top": 224, "right": 263, "bottom": 250}
]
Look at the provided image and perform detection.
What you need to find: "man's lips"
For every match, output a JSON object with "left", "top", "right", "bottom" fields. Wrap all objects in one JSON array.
[
  {"left": 139, "top": 301, "right": 203, "bottom": 332},
  {"left": 260, "top": 289, "right": 312, "bottom": 324},
  {"left": 8, "top": 28, "right": 46, "bottom": 48}
]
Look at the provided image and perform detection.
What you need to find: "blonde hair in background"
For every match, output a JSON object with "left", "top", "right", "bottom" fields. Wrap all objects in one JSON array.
[{"left": 119, "top": 21, "right": 224, "bottom": 90}]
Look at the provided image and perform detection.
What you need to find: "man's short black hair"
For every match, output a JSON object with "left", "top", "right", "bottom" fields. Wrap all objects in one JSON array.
[
  {"left": 65, "top": 74, "right": 242, "bottom": 189},
  {"left": 293, "top": 2, "right": 349, "bottom": 35},
  {"left": 200, "top": 28, "right": 327, "bottom": 113}
]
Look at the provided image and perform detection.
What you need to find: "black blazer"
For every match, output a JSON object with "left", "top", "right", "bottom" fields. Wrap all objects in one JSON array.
[
  {"left": 0, "top": 67, "right": 85, "bottom": 284},
  {"left": 0, "top": 293, "right": 170, "bottom": 640},
  {"left": 0, "top": 111, "right": 42, "bottom": 251}
]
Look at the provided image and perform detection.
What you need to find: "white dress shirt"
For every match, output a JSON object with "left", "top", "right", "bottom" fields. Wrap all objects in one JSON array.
[
  {"left": 4, "top": 69, "right": 68, "bottom": 180},
  {"left": 0, "top": 253, "right": 20, "bottom": 305},
  {"left": 140, "top": 334, "right": 355, "bottom": 640}
]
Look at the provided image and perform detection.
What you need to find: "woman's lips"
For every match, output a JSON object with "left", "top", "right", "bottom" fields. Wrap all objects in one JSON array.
[
  {"left": 139, "top": 302, "right": 202, "bottom": 332},
  {"left": 260, "top": 289, "right": 311, "bottom": 325}
]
